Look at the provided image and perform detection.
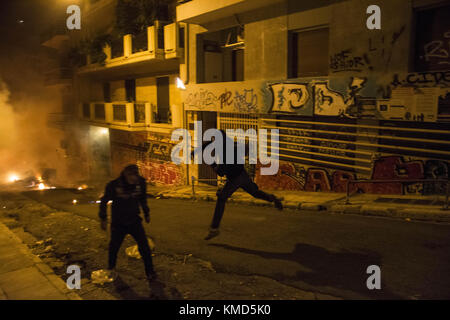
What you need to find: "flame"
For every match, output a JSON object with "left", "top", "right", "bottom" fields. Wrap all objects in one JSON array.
[
  {"left": 38, "top": 183, "right": 45, "bottom": 190},
  {"left": 8, "top": 174, "right": 19, "bottom": 183}
]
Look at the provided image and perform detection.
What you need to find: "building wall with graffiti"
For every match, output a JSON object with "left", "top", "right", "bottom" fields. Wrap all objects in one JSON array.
[
  {"left": 110, "top": 130, "right": 185, "bottom": 186},
  {"left": 254, "top": 156, "right": 449, "bottom": 196},
  {"left": 178, "top": 0, "right": 450, "bottom": 195}
]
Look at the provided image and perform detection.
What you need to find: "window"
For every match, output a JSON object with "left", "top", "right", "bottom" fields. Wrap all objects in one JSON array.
[
  {"left": 413, "top": 5, "right": 450, "bottom": 72},
  {"left": 289, "top": 27, "right": 329, "bottom": 78},
  {"left": 198, "top": 26, "right": 244, "bottom": 83},
  {"left": 125, "top": 79, "right": 136, "bottom": 102},
  {"left": 103, "top": 82, "right": 111, "bottom": 102},
  {"left": 155, "top": 76, "right": 170, "bottom": 123}
]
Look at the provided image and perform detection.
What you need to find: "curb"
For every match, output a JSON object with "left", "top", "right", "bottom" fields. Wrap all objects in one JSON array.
[
  {"left": 150, "top": 192, "right": 450, "bottom": 222},
  {"left": 0, "top": 223, "right": 82, "bottom": 300}
]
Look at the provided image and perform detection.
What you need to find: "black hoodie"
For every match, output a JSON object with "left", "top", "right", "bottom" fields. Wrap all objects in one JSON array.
[{"left": 99, "top": 170, "right": 149, "bottom": 226}]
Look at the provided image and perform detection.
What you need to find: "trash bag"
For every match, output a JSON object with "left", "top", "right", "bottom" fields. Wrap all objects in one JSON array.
[
  {"left": 91, "top": 269, "right": 115, "bottom": 285},
  {"left": 125, "top": 245, "right": 141, "bottom": 259},
  {"left": 125, "top": 238, "right": 156, "bottom": 259}
]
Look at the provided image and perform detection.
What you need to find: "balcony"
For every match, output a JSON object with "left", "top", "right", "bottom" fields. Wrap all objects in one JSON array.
[
  {"left": 176, "top": 0, "right": 284, "bottom": 24},
  {"left": 44, "top": 68, "right": 73, "bottom": 87},
  {"left": 78, "top": 21, "right": 184, "bottom": 77},
  {"left": 80, "top": 101, "right": 158, "bottom": 131}
]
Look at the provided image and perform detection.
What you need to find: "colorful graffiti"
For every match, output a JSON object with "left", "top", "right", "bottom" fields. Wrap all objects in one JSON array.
[
  {"left": 255, "top": 156, "right": 449, "bottom": 195},
  {"left": 138, "top": 160, "right": 183, "bottom": 185}
]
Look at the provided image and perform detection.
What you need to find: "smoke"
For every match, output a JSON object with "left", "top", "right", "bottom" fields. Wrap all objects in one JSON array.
[{"left": 0, "top": 75, "right": 69, "bottom": 185}]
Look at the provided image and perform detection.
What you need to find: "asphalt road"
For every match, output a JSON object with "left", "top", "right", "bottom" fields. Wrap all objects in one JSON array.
[{"left": 24, "top": 189, "right": 450, "bottom": 300}]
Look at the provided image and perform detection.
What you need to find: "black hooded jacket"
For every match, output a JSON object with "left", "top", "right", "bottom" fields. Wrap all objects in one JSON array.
[
  {"left": 195, "top": 132, "right": 245, "bottom": 179},
  {"left": 99, "top": 171, "right": 149, "bottom": 226}
]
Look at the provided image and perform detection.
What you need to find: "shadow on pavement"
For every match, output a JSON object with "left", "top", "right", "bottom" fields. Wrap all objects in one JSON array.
[{"left": 209, "top": 242, "right": 403, "bottom": 299}]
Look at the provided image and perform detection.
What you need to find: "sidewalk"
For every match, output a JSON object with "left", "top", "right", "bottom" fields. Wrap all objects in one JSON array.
[
  {"left": 0, "top": 222, "right": 81, "bottom": 300},
  {"left": 147, "top": 184, "right": 450, "bottom": 223}
]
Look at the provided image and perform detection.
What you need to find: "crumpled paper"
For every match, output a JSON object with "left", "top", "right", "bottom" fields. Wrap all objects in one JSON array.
[
  {"left": 91, "top": 269, "right": 115, "bottom": 285},
  {"left": 125, "top": 238, "right": 156, "bottom": 259}
]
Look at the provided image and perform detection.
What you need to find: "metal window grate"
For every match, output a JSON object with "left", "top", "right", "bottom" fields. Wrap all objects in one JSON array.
[
  {"left": 113, "top": 104, "right": 127, "bottom": 122},
  {"left": 134, "top": 103, "right": 146, "bottom": 123}
]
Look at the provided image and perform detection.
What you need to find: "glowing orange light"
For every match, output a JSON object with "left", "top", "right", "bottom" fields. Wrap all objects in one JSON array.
[
  {"left": 8, "top": 174, "right": 19, "bottom": 183},
  {"left": 38, "top": 183, "right": 45, "bottom": 190}
]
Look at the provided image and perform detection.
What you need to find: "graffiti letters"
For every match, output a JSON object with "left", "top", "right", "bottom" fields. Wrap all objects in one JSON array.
[
  {"left": 391, "top": 71, "right": 450, "bottom": 87},
  {"left": 218, "top": 89, "right": 258, "bottom": 113},
  {"left": 314, "top": 77, "right": 366, "bottom": 117},
  {"left": 269, "top": 83, "right": 309, "bottom": 113},
  {"left": 422, "top": 31, "right": 450, "bottom": 66},
  {"left": 185, "top": 89, "right": 219, "bottom": 110},
  {"left": 330, "top": 49, "right": 372, "bottom": 73}
]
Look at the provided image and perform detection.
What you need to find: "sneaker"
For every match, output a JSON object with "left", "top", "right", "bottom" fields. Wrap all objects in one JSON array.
[
  {"left": 274, "top": 197, "right": 283, "bottom": 211},
  {"left": 204, "top": 228, "right": 220, "bottom": 240}
]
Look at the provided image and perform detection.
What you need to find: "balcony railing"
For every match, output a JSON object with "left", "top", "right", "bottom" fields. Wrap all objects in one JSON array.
[
  {"left": 79, "top": 21, "right": 184, "bottom": 73},
  {"left": 80, "top": 101, "right": 165, "bottom": 130},
  {"left": 132, "top": 32, "right": 148, "bottom": 53}
]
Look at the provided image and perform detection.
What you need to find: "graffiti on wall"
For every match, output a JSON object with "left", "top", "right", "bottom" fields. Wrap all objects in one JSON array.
[
  {"left": 373, "top": 71, "right": 450, "bottom": 122},
  {"left": 391, "top": 71, "right": 450, "bottom": 87},
  {"left": 185, "top": 89, "right": 219, "bottom": 110},
  {"left": 329, "top": 49, "right": 373, "bottom": 73},
  {"left": 110, "top": 130, "right": 184, "bottom": 185},
  {"left": 254, "top": 162, "right": 356, "bottom": 193},
  {"left": 421, "top": 30, "right": 450, "bottom": 67},
  {"left": 143, "top": 140, "right": 173, "bottom": 162},
  {"left": 138, "top": 160, "right": 183, "bottom": 185},
  {"left": 255, "top": 156, "right": 449, "bottom": 195},
  {"left": 268, "top": 83, "right": 312, "bottom": 114},
  {"left": 267, "top": 77, "right": 372, "bottom": 118},
  {"left": 218, "top": 88, "right": 258, "bottom": 113}
]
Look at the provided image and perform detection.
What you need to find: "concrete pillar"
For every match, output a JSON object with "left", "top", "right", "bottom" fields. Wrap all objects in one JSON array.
[{"left": 124, "top": 34, "right": 132, "bottom": 57}]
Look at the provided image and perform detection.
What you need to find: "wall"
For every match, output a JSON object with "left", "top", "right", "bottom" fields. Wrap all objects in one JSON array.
[
  {"left": 181, "top": 0, "right": 450, "bottom": 195},
  {"left": 109, "top": 129, "right": 185, "bottom": 186},
  {"left": 255, "top": 156, "right": 450, "bottom": 196}
]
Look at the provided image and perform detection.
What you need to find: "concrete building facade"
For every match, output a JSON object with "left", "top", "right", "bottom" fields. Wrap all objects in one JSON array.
[{"left": 69, "top": 0, "right": 450, "bottom": 195}]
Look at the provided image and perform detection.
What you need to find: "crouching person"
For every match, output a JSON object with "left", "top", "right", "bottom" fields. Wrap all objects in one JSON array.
[{"left": 99, "top": 164, "right": 156, "bottom": 281}]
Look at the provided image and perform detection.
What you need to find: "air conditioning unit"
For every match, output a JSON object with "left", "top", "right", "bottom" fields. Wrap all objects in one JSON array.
[
  {"left": 164, "top": 22, "right": 185, "bottom": 59},
  {"left": 148, "top": 21, "right": 165, "bottom": 60}
]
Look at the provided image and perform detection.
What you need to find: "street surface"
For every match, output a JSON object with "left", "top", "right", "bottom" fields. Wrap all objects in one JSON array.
[{"left": 12, "top": 188, "right": 450, "bottom": 300}]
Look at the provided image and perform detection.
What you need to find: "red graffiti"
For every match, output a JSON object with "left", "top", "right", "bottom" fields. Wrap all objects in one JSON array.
[
  {"left": 255, "top": 163, "right": 305, "bottom": 190},
  {"left": 358, "top": 156, "right": 424, "bottom": 194},
  {"left": 332, "top": 170, "right": 357, "bottom": 193},
  {"left": 304, "top": 169, "right": 331, "bottom": 192},
  {"left": 139, "top": 161, "right": 183, "bottom": 185}
]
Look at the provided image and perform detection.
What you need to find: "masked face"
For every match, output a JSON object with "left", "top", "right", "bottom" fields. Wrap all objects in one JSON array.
[{"left": 124, "top": 171, "right": 139, "bottom": 185}]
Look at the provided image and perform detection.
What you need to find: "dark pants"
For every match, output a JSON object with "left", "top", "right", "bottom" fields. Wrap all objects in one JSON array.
[
  {"left": 211, "top": 170, "right": 276, "bottom": 229},
  {"left": 108, "top": 221, "right": 154, "bottom": 276}
]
